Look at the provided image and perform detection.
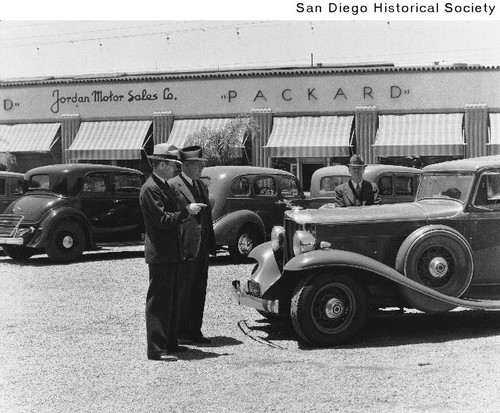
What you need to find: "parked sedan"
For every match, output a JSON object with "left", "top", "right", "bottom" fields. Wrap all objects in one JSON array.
[
  {"left": 231, "top": 156, "right": 500, "bottom": 346},
  {"left": 0, "top": 164, "right": 144, "bottom": 263},
  {"left": 201, "top": 166, "right": 305, "bottom": 260},
  {"left": 307, "top": 164, "right": 420, "bottom": 208}
]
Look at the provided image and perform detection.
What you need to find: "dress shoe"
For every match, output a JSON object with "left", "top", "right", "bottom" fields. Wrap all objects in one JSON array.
[
  {"left": 148, "top": 353, "right": 178, "bottom": 362},
  {"left": 168, "top": 345, "right": 189, "bottom": 353}
]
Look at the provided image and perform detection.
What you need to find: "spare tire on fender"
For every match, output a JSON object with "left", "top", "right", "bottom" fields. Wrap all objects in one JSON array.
[{"left": 395, "top": 225, "right": 474, "bottom": 313}]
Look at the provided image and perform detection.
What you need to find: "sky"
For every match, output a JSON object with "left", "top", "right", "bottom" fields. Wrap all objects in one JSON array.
[{"left": 1, "top": 2, "right": 500, "bottom": 80}]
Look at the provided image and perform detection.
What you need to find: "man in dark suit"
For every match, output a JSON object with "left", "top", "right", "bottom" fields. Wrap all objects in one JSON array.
[
  {"left": 334, "top": 154, "right": 381, "bottom": 207},
  {"left": 169, "top": 145, "right": 216, "bottom": 345},
  {"left": 140, "top": 143, "right": 202, "bottom": 362}
]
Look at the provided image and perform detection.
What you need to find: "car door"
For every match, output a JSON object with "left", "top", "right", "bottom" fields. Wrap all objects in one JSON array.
[
  {"left": 79, "top": 172, "right": 114, "bottom": 238},
  {"left": 467, "top": 170, "right": 500, "bottom": 285},
  {"left": 111, "top": 172, "right": 144, "bottom": 236},
  {"left": 251, "top": 174, "right": 279, "bottom": 233}
]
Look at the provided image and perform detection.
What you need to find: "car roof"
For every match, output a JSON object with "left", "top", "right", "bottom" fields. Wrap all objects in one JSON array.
[
  {"left": 0, "top": 171, "right": 23, "bottom": 178},
  {"left": 422, "top": 155, "right": 500, "bottom": 173},
  {"left": 312, "top": 164, "right": 420, "bottom": 179},
  {"left": 25, "top": 163, "right": 143, "bottom": 177},
  {"left": 202, "top": 165, "right": 296, "bottom": 180}
]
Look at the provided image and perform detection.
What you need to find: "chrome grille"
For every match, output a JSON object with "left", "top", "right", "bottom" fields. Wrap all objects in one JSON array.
[{"left": 0, "top": 214, "right": 24, "bottom": 237}]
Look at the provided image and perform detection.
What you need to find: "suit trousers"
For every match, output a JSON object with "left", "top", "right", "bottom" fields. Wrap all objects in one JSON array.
[
  {"left": 177, "top": 247, "right": 209, "bottom": 338},
  {"left": 146, "top": 263, "right": 179, "bottom": 355}
]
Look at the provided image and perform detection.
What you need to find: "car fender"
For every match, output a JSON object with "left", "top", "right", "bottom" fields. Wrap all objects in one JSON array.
[
  {"left": 213, "top": 209, "right": 265, "bottom": 246},
  {"left": 27, "top": 207, "right": 92, "bottom": 249},
  {"left": 283, "top": 249, "right": 500, "bottom": 311}
]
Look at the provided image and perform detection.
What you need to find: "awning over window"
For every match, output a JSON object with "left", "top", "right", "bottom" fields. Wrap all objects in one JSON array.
[
  {"left": 373, "top": 114, "right": 465, "bottom": 157},
  {"left": 67, "top": 121, "right": 152, "bottom": 160},
  {"left": 0, "top": 123, "right": 60, "bottom": 152},
  {"left": 264, "top": 116, "right": 353, "bottom": 158},
  {"left": 487, "top": 114, "right": 500, "bottom": 155},
  {"left": 168, "top": 118, "right": 245, "bottom": 148}
]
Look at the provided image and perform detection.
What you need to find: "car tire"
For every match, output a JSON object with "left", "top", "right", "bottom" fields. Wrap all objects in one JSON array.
[
  {"left": 396, "top": 225, "right": 474, "bottom": 313},
  {"left": 45, "top": 220, "right": 86, "bottom": 263},
  {"left": 290, "top": 272, "right": 369, "bottom": 346},
  {"left": 2, "top": 245, "right": 34, "bottom": 261},
  {"left": 229, "top": 226, "right": 261, "bottom": 262}
]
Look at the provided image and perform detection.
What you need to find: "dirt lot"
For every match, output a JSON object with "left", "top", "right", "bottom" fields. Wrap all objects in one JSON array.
[{"left": 1, "top": 246, "right": 500, "bottom": 413}]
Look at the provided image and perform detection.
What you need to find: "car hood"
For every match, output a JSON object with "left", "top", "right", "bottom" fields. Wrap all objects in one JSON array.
[
  {"left": 4, "top": 193, "right": 72, "bottom": 224},
  {"left": 285, "top": 199, "right": 463, "bottom": 225}
]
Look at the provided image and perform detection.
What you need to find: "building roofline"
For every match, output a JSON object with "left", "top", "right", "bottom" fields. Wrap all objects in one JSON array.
[{"left": 1, "top": 63, "right": 499, "bottom": 87}]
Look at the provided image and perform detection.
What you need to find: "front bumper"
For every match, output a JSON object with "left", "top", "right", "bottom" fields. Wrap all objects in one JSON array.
[
  {"left": 0, "top": 237, "right": 24, "bottom": 245},
  {"left": 230, "top": 280, "right": 279, "bottom": 314}
]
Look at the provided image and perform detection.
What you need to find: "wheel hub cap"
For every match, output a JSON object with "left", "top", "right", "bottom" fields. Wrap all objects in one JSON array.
[
  {"left": 62, "top": 236, "right": 74, "bottom": 249},
  {"left": 325, "top": 297, "right": 345, "bottom": 319},
  {"left": 238, "top": 235, "right": 253, "bottom": 254},
  {"left": 428, "top": 257, "right": 448, "bottom": 278}
]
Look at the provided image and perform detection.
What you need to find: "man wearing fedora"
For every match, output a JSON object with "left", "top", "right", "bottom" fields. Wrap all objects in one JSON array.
[
  {"left": 169, "top": 145, "right": 216, "bottom": 345},
  {"left": 140, "top": 143, "right": 204, "bottom": 361},
  {"left": 334, "top": 154, "right": 381, "bottom": 207}
]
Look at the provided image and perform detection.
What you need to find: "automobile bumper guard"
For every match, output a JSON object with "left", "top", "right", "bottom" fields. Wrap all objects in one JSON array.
[{"left": 230, "top": 280, "right": 279, "bottom": 314}]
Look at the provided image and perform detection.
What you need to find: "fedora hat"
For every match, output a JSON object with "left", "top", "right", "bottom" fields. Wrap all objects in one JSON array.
[
  {"left": 148, "top": 143, "right": 182, "bottom": 164},
  {"left": 179, "top": 145, "right": 207, "bottom": 162},
  {"left": 348, "top": 154, "right": 367, "bottom": 167}
]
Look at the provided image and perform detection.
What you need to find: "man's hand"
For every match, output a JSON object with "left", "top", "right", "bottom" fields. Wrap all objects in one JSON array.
[{"left": 186, "top": 203, "right": 207, "bottom": 215}]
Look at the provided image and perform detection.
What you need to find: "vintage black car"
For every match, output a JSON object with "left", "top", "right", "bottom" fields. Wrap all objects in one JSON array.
[
  {"left": 0, "top": 171, "right": 24, "bottom": 212},
  {"left": 201, "top": 166, "right": 305, "bottom": 260},
  {"left": 307, "top": 164, "right": 420, "bottom": 208},
  {"left": 0, "top": 164, "right": 144, "bottom": 263},
  {"left": 231, "top": 156, "right": 500, "bottom": 346}
]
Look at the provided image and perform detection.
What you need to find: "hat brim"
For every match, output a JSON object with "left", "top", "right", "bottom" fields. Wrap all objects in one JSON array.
[
  {"left": 147, "top": 155, "right": 182, "bottom": 164},
  {"left": 182, "top": 157, "right": 208, "bottom": 162}
]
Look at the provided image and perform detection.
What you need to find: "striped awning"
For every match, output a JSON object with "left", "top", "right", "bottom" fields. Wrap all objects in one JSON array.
[
  {"left": 168, "top": 118, "right": 245, "bottom": 148},
  {"left": 487, "top": 113, "right": 500, "bottom": 155},
  {"left": 373, "top": 114, "right": 465, "bottom": 157},
  {"left": 0, "top": 123, "right": 60, "bottom": 152},
  {"left": 67, "top": 120, "right": 152, "bottom": 160},
  {"left": 264, "top": 116, "right": 353, "bottom": 158}
]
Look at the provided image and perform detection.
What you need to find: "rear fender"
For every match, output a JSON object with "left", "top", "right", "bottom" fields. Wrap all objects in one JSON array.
[
  {"left": 283, "top": 249, "right": 500, "bottom": 311},
  {"left": 213, "top": 209, "right": 265, "bottom": 246},
  {"left": 28, "top": 207, "right": 92, "bottom": 249}
]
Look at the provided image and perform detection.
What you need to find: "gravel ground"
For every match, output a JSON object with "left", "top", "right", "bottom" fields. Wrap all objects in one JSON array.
[{"left": 1, "top": 247, "right": 500, "bottom": 413}]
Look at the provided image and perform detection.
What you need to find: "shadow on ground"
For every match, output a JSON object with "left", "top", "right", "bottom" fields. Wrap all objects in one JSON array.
[{"left": 244, "top": 310, "right": 500, "bottom": 350}]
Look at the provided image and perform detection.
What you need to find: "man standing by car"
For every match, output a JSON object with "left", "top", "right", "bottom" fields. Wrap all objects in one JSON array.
[
  {"left": 334, "top": 154, "right": 381, "bottom": 207},
  {"left": 140, "top": 144, "right": 202, "bottom": 362},
  {"left": 169, "top": 145, "right": 216, "bottom": 345}
]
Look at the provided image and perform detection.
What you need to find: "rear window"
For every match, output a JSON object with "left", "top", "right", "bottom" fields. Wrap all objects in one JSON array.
[
  {"left": 29, "top": 175, "right": 50, "bottom": 190},
  {"left": 320, "top": 176, "right": 349, "bottom": 192},
  {"left": 279, "top": 176, "right": 300, "bottom": 197}
]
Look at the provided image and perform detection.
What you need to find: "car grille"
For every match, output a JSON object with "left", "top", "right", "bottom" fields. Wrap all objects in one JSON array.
[{"left": 0, "top": 214, "right": 24, "bottom": 237}]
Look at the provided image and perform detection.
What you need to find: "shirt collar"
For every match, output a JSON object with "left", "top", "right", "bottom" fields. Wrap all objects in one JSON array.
[
  {"left": 153, "top": 172, "right": 166, "bottom": 184},
  {"left": 181, "top": 171, "right": 194, "bottom": 185}
]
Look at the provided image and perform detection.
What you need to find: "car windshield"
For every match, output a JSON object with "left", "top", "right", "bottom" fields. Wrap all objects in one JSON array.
[{"left": 416, "top": 173, "right": 474, "bottom": 203}]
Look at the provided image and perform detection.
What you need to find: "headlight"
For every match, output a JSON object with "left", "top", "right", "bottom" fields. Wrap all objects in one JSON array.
[
  {"left": 293, "top": 230, "right": 317, "bottom": 256},
  {"left": 271, "top": 226, "right": 285, "bottom": 251}
]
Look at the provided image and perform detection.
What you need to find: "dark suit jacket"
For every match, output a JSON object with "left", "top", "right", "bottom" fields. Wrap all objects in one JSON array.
[
  {"left": 140, "top": 174, "right": 189, "bottom": 264},
  {"left": 334, "top": 179, "right": 381, "bottom": 207},
  {"left": 169, "top": 174, "right": 216, "bottom": 260}
]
